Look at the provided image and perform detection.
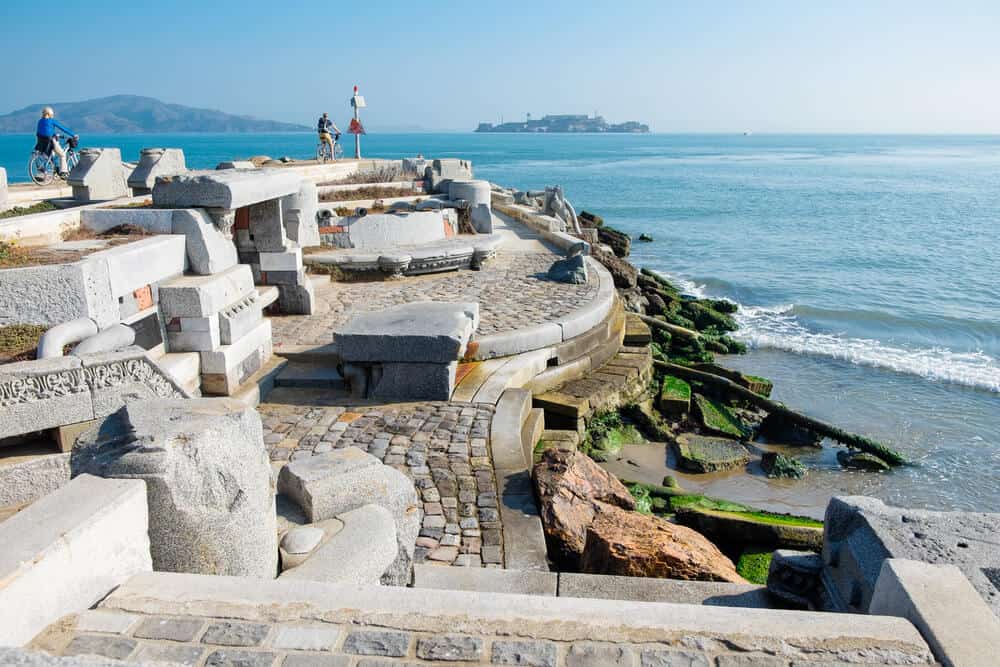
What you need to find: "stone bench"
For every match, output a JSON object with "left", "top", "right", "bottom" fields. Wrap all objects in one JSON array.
[{"left": 305, "top": 234, "right": 503, "bottom": 277}]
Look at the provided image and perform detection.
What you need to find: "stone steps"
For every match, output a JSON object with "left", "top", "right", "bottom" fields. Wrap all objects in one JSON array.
[
  {"left": 623, "top": 312, "right": 652, "bottom": 346},
  {"left": 274, "top": 361, "right": 347, "bottom": 390},
  {"left": 532, "top": 344, "right": 653, "bottom": 433}
]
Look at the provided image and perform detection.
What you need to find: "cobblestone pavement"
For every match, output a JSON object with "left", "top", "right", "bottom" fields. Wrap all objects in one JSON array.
[
  {"left": 259, "top": 399, "right": 500, "bottom": 568},
  {"left": 271, "top": 252, "right": 597, "bottom": 347},
  {"left": 49, "top": 608, "right": 887, "bottom": 666}
]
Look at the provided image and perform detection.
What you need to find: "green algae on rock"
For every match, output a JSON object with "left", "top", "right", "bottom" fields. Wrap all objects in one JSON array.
[
  {"left": 671, "top": 496, "right": 824, "bottom": 552},
  {"left": 658, "top": 375, "right": 691, "bottom": 418},
  {"left": 736, "top": 548, "right": 774, "bottom": 585},
  {"left": 761, "top": 452, "right": 807, "bottom": 479},
  {"left": 837, "top": 449, "right": 891, "bottom": 472},
  {"left": 692, "top": 393, "right": 750, "bottom": 439},
  {"left": 674, "top": 433, "right": 751, "bottom": 473}
]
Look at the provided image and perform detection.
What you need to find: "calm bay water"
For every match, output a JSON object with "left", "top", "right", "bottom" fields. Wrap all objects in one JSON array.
[{"left": 2, "top": 132, "right": 997, "bottom": 513}]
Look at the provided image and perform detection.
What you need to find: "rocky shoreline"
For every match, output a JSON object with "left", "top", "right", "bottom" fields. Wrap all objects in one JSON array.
[{"left": 532, "top": 209, "right": 906, "bottom": 584}]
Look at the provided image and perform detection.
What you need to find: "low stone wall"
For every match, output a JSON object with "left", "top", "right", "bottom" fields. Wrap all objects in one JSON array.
[{"left": 0, "top": 474, "right": 151, "bottom": 647}]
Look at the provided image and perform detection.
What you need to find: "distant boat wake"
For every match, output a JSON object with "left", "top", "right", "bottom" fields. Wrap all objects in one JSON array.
[{"left": 654, "top": 271, "right": 1000, "bottom": 393}]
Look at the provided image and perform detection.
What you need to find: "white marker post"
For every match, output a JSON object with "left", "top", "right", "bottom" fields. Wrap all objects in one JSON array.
[{"left": 350, "top": 85, "right": 366, "bottom": 159}]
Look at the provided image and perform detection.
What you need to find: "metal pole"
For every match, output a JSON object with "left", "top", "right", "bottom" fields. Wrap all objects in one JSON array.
[{"left": 353, "top": 85, "right": 362, "bottom": 160}]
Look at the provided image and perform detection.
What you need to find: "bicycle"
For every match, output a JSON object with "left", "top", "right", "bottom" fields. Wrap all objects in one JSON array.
[
  {"left": 316, "top": 133, "right": 343, "bottom": 163},
  {"left": 28, "top": 134, "right": 80, "bottom": 186}
]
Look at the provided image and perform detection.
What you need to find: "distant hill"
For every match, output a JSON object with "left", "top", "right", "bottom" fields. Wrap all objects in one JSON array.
[{"left": 0, "top": 95, "right": 309, "bottom": 134}]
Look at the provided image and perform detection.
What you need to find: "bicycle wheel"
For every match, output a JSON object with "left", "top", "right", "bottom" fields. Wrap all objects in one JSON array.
[
  {"left": 316, "top": 143, "right": 329, "bottom": 163},
  {"left": 333, "top": 142, "right": 344, "bottom": 160},
  {"left": 28, "top": 152, "right": 54, "bottom": 186}
]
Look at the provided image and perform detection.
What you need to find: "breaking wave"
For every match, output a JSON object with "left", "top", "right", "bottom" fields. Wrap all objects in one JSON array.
[{"left": 651, "top": 271, "right": 1000, "bottom": 393}]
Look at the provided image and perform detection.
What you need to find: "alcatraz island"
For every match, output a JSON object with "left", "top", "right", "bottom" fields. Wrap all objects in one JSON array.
[
  {"left": 476, "top": 113, "right": 650, "bottom": 133},
  {"left": 0, "top": 92, "right": 996, "bottom": 666}
]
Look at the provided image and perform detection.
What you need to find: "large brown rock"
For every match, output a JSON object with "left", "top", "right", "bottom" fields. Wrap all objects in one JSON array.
[
  {"left": 581, "top": 501, "right": 745, "bottom": 582},
  {"left": 533, "top": 448, "right": 634, "bottom": 567},
  {"left": 591, "top": 247, "right": 638, "bottom": 289}
]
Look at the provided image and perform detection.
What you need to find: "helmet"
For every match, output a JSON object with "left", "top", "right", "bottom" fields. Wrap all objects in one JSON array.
[{"left": 42, "top": 106, "right": 54, "bottom": 117}]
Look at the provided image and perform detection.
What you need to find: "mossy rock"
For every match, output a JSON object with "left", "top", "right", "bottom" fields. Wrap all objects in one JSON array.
[
  {"left": 638, "top": 233, "right": 654, "bottom": 242},
  {"left": 627, "top": 484, "right": 654, "bottom": 514},
  {"left": 693, "top": 394, "right": 751, "bottom": 439},
  {"left": 761, "top": 452, "right": 807, "bottom": 479},
  {"left": 758, "top": 411, "right": 821, "bottom": 447},
  {"left": 736, "top": 549, "right": 773, "bottom": 585},
  {"left": 837, "top": 449, "right": 890, "bottom": 472},
  {"left": 658, "top": 375, "right": 691, "bottom": 418},
  {"left": 679, "top": 300, "right": 738, "bottom": 332},
  {"left": 588, "top": 424, "right": 643, "bottom": 462},
  {"left": 619, "top": 478, "right": 686, "bottom": 501},
  {"left": 579, "top": 210, "right": 604, "bottom": 227},
  {"left": 621, "top": 403, "right": 673, "bottom": 441},
  {"left": 673, "top": 433, "right": 750, "bottom": 473},
  {"left": 673, "top": 500, "right": 824, "bottom": 552}
]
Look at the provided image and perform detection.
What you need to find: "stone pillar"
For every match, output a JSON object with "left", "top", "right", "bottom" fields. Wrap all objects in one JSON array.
[
  {"left": 71, "top": 398, "right": 278, "bottom": 578},
  {"left": 449, "top": 179, "right": 493, "bottom": 233}
]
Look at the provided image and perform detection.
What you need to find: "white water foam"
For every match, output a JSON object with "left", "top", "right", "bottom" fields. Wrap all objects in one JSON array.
[{"left": 651, "top": 270, "right": 1000, "bottom": 393}]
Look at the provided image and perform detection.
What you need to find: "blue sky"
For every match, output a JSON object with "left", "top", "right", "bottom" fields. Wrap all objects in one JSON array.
[{"left": 2, "top": 0, "right": 999, "bottom": 132}]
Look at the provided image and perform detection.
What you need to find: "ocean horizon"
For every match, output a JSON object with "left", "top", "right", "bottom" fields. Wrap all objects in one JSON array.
[{"left": 2, "top": 131, "right": 998, "bottom": 513}]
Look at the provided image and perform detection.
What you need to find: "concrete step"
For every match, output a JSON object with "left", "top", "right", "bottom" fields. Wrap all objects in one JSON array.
[
  {"left": 624, "top": 312, "right": 652, "bottom": 346},
  {"left": 274, "top": 361, "right": 346, "bottom": 389}
]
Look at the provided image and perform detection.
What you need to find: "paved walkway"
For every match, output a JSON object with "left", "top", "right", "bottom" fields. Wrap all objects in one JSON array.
[
  {"left": 260, "top": 390, "right": 500, "bottom": 568},
  {"left": 271, "top": 215, "right": 594, "bottom": 348}
]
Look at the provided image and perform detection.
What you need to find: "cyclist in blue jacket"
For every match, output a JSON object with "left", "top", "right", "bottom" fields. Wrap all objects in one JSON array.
[
  {"left": 317, "top": 112, "right": 341, "bottom": 159},
  {"left": 36, "top": 107, "right": 76, "bottom": 176}
]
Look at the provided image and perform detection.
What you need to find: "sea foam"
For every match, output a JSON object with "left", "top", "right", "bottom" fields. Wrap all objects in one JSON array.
[{"left": 652, "top": 271, "right": 1000, "bottom": 393}]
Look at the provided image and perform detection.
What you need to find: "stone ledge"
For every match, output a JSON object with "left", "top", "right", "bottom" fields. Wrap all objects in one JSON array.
[{"left": 100, "top": 571, "right": 933, "bottom": 660}]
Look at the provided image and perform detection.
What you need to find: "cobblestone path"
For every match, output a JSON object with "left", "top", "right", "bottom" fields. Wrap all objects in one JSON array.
[
  {"left": 271, "top": 253, "right": 597, "bottom": 347},
  {"left": 259, "top": 400, "right": 500, "bottom": 568}
]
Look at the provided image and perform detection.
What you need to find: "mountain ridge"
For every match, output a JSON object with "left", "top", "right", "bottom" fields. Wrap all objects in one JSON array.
[{"left": 0, "top": 95, "right": 309, "bottom": 134}]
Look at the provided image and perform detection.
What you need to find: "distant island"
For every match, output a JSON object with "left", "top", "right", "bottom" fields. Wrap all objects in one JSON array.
[
  {"left": 476, "top": 113, "right": 649, "bottom": 133},
  {"left": 0, "top": 95, "right": 309, "bottom": 134}
]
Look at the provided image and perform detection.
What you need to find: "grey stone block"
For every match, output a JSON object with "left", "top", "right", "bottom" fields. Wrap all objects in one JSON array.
[
  {"left": 74, "top": 610, "right": 140, "bottom": 635},
  {"left": 640, "top": 649, "right": 711, "bottom": 666},
  {"left": 280, "top": 505, "right": 398, "bottom": 585},
  {"left": 199, "top": 319, "right": 273, "bottom": 396},
  {"left": 159, "top": 264, "right": 255, "bottom": 318},
  {"left": 822, "top": 495, "right": 1000, "bottom": 616},
  {"left": 249, "top": 198, "right": 290, "bottom": 251},
  {"left": 132, "top": 643, "right": 205, "bottom": 666},
  {"left": 152, "top": 169, "right": 302, "bottom": 210},
  {"left": 81, "top": 208, "right": 176, "bottom": 234},
  {"left": 448, "top": 179, "right": 493, "bottom": 233},
  {"left": 68, "top": 148, "right": 129, "bottom": 201},
  {"left": 133, "top": 616, "right": 205, "bottom": 642},
  {"left": 263, "top": 268, "right": 306, "bottom": 285},
  {"left": 368, "top": 360, "right": 458, "bottom": 401},
  {"left": 282, "top": 181, "right": 320, "bottom": 248},
  {"left": 336, "top": 301, "right": 479, "bottom": 363},
  {"left": 412, "top": 563, "right": 557, "bottom": 596},
  {"left": 565, "top": 643, "right": 635, "bottom": 667},
  {"left": 201, "top": 620, "right": 270, "bottom": 647},
  {"left": 0, "top": 256, "right": 115, "bottom": 328},
  {"left": 342, "top": 630, "right": 410, "bottom": 657},
  {"left": 0, "top": 356, "right": 94, "bottom": 439},
  {"left": 172, "top": 208, "right": 238, "bottom": 275},
  {"left": 547, "top": 254, "right": 588, "bottom": 284},
  {"left": 278, "top": 447, "right": 419, "bottom": 584},
  {"left": 277, "top": 280, "right": 316, "bottom": 315},
  {"left": 92, "top": 234, "right": 187, "bottom": 300},
  {"left": 128, "top": 148, "right": 186, "bottom": 194},
  {"left": 219, "top": 293, "right": 263, "bottom": 345},
  {"left": 204, "top": 649, "right": 277, "bottom": 666},
  {"left": 425, "top": 158, "right": 473, "bottom": 193},
  {"left": 557, "top": 572, "right": 772, "bottom": 608},
  {"left": 491, "top": 640, "right": 556, "bottom": 667},
  {"left": 416, "top": 634, "right": 483, "bottom": 661},
  {"left": 269, "top": 622, "right": 341, "bottom": 651},
  {"left": 63, "top": 635, "right": 137, "bottom": 660},
  {"left": 283, "top": 654, "right": 352, "bottom": 667},
  {"left": 71, "top": 398, "right": 278, "bottom": 578}
]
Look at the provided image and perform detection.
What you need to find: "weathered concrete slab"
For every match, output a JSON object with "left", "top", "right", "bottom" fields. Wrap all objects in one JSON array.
[
  {"left": 171, "top": 208, "right": 238, "bottom": 275},
  {"left": 870, "top": 559, "right": 1000, "bottom": 667},
  {"left": 0, "top": 255, "right": 115, "bottom": 327},
  {"left": 413, "top": 564, "right": 557, "bottom": 596},
  {"left": 336, "top": 301, "right": 479, "bottom": 363},
  {"left": 280, "top": 504, "right": 398, "bottom": 585},
  {"left": 0, "top": 474, "right": 151, "bottom": 646},
  {"left": 71, "top": 398, "right": 277, "bottom": 578},
  {"left": 80, "top": 207, "right": 175, "bottom": 234},
  {"left": 89, "top": 234, "right": 187, "bottom": 300},
  {"left": 127, "top": 148, "right": 186, "bottom": 194},
  {"left": 151, "top": 169, "right": 302, "bottom": 210},
  {"left": 0, "top": 453, "right": 71, "bottom": 509},
  {"left": 823, "top": 495, "right": 1000, "bottom": 616},
  {"left": 558, "top": 573, "right": 773, "bottom": 608}
]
